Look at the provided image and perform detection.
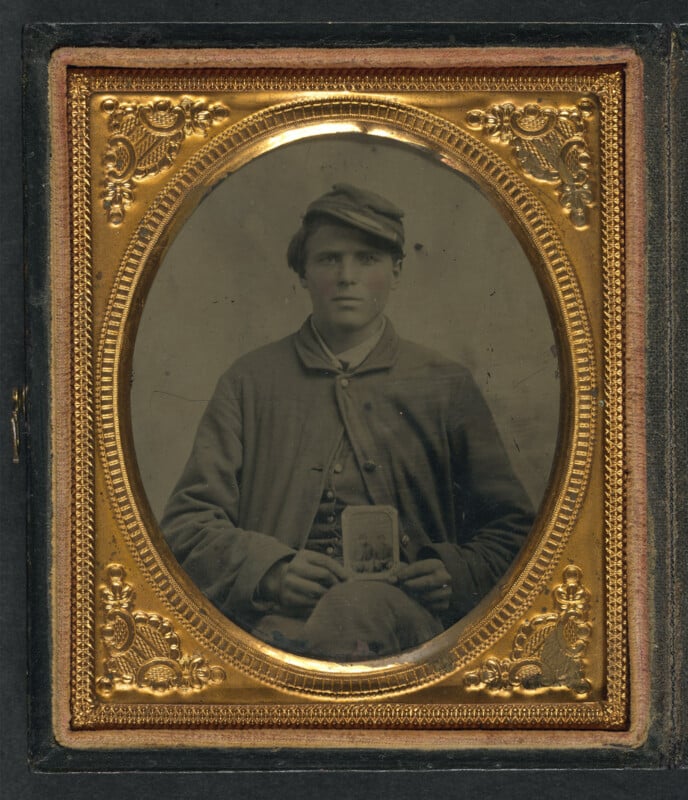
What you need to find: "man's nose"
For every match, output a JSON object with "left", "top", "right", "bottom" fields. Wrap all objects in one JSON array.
[{"left": 337, "top": 257, "right": 358, "bottom": 283}]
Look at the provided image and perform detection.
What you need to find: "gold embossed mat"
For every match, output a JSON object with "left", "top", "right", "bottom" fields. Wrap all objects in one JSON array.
[{"left": 47, "top": 47, "right": 647, "bottom": 747}]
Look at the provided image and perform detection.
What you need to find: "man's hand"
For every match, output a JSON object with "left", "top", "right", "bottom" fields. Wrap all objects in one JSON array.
[
  {"left": 396, "top": 559, "right": 452, "bottom": 612},
  {"left": 260, "top": 551, "right": 350, "bottom": 613}
]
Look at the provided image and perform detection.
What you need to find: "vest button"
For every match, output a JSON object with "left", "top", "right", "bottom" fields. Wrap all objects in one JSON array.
[{"left": 340, "top": 378, "right": 349, "bottom": 388}]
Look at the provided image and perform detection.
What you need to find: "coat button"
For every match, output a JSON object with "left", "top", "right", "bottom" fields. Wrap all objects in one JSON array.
[
  {"left": 325, "top": 546, "right": 334, "bottom": 555},
  {"left": 333, "top": 463, "right": 343, "bottom": 474},
  {"left": 363, "top": 460, "right": 377, "bottom": 473},
  {"left": 340, "top": 378, "right": 349, "bottom": 388}
]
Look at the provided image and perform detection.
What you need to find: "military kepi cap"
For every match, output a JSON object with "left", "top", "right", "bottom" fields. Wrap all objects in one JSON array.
[{"left": 304, "top": 183, "right": 405, "bottom": 249}]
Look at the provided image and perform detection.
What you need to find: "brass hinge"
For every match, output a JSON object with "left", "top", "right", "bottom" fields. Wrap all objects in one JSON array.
[{"left": 11, "top": 386, "right": 27, "bottom": 464}]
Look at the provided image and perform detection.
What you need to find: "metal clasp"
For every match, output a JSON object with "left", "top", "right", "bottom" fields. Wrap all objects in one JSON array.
[{"left": 11, "top": 386, "right": 27, "bottom": 464}]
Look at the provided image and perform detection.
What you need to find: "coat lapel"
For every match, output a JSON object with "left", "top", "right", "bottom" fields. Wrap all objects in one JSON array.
[{"left": 293, "top": 317, "right": 400, "bottom": 374}]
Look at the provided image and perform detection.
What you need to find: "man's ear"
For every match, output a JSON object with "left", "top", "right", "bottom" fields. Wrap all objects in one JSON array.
[
  {"left": 299, "top": 274, "right": 309, "bottom": 289},
  {"left": 391, "top": 259, "right": 403, "bottom": 289}
]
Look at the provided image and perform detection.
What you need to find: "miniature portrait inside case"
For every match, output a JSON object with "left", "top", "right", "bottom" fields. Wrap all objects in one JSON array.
[{"left": 132, "top": 136, "right": 556, "bottom": 663}]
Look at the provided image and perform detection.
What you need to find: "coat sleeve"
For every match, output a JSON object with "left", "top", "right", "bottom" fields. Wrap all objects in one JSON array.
[
  {"left": 422, "top": 369, "right": 535, "bottom": 620},
  {"left": 160, "top": 368, "right": 296, "bottom": 625}
]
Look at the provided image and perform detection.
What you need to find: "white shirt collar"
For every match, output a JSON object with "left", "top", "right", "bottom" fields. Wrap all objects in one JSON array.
[{"left": 310, "top": 317, "right": 386, "bottom": 371}]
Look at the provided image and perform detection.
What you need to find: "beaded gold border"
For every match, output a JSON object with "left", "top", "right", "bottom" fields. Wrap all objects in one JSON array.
[
  {"left": 597, "top": 71, "right": 628, "bottom": 723},
  {"left": 66, "top": 67, "right": 627, "bottom": 728},
  {"left": 83, "top": 67, "right": 619, "bottom": 94},
  {"left": 69, "top": 72, "right": 98, "bottom": 722}
]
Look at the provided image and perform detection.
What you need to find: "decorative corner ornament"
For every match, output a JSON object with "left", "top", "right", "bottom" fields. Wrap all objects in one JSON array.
[
  {"left": 463, "top": 566, "right": 593, "bottom": 696},
  {"left": 466, "top": 100, "right": 595, "bottom": 228},
  {"left": 97, "top": 564, "right": 226, "bottom": 694},
  {"left": 100, "top": 97, "right": 231, "bottom": 225}
]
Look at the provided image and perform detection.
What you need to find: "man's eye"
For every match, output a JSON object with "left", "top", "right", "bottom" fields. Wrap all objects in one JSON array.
[
  {"left": 359, "top": 253, "right": 381, "bottom": 265},
  {"left": 317, "top": 254, "right": 340, "bottom": 265}
]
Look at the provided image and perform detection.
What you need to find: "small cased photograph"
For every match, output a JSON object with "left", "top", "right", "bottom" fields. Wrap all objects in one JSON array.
[{"left": 342, "top": 505, "right": 400, "bottom": 580}]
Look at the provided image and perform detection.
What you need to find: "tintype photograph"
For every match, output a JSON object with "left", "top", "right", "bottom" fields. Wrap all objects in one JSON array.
[
  {"left": 45, "top": 47, "right": 642, "bottom": 740},
  {"left": 342, "top": 505, "right": 400, "bottom": 580},
  {"left": 130, "top": 135, "right": 559, "bottom": 662}
]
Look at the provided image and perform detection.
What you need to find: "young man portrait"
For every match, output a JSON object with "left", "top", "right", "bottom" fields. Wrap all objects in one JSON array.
[{"left": 160, "top": 183, "right": 536, "bottom": 661}]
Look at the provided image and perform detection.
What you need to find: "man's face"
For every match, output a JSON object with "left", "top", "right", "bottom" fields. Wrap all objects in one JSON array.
[{"left": 300, "top": 222, "right": 401, "bottom": 349}]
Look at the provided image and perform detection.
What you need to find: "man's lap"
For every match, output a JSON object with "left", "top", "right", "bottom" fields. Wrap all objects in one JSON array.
[{"left": 252, "top": 580, "right": 443, "bottom": 661}]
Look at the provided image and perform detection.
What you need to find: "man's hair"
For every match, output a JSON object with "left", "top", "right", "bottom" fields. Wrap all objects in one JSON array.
[
  {"left": 287, "top": 213, "right": 404, "bottom": 278},
  {"left": 287, "top": 184, "right": 406, "bottom": 278}
]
